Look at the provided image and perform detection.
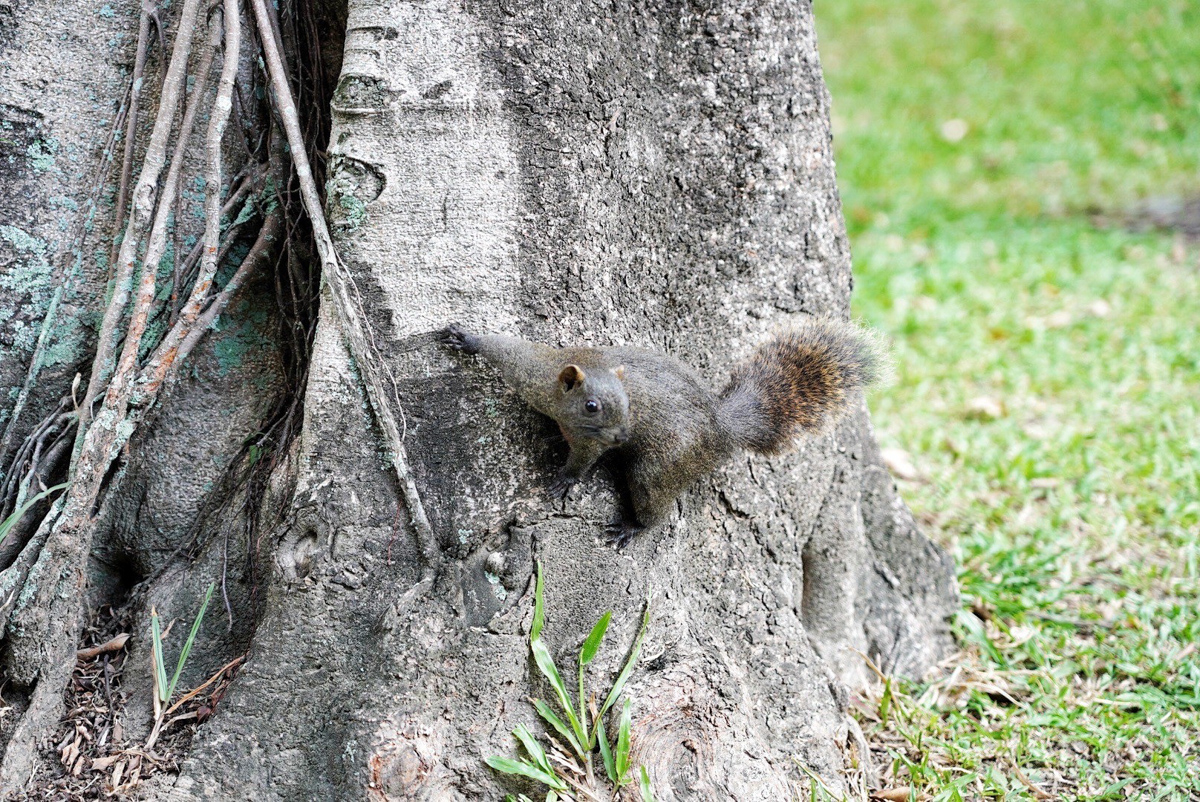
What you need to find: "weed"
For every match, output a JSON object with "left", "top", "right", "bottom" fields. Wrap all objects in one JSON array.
[
  {"left": 145, "top": 582, "right": 214, "bottom": 750},
  {"left": 0, "top": 482, "right": 67, "bottom": 545},
  {"left": 487, "top": 563, "right": 656, "bottom": 802}
]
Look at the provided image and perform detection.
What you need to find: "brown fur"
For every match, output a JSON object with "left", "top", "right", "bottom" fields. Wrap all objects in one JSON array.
[{"left": 719, "top": 318, "right": 880, "bottom": 454}]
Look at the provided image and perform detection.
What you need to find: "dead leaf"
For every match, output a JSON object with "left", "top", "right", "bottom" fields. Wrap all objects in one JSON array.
[
  {"left": 92, "top": 754, "right": 121, "bottom": 770},
  {"left": 881, "top": 447, "right": 923, "bottom": 482},
  {"left": 965, "top": 396, "right": 1003, "bottom": 420},
  {"left": 76, "top": 633, "right": 130, "bottom": 661},
  {"left": 872, "top": 788, "right": 913, "bottom": 801}
]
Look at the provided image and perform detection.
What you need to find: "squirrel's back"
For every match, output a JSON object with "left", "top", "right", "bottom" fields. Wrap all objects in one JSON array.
[{"left": 718, "top": 318, "right": 881, "bottom": 455}]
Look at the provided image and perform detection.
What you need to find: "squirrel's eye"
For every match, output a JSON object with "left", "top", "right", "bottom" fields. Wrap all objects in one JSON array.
[{"left": 585, "top": 399, "right": 600, "bottom": 414}]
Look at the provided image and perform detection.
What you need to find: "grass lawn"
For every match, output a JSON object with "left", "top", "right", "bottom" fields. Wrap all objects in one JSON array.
[{"left": 815, "top": 0, "right": 1200, "bottom": 799}]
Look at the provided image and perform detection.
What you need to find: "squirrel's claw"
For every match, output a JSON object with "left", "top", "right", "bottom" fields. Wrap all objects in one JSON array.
[
  {"left": 438, "top": 323, "right": 479, "bottom": 354},
  {"left": 547, "top": 473, "right": 578, "bottom": 501},
  {"left": 604, "top": 517, "right": 643, "bottom": 549}
]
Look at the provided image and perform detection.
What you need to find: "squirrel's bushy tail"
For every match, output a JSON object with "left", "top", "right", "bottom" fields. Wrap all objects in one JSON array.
[{"left": 718, "top": 318, "right": 883, "bottom": 455}]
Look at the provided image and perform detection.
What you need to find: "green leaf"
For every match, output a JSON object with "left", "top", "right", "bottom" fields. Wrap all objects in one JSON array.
[
  {"left": 0, "top": 482, "right": 67, "bottom": 545},
  {"left": 599, "top": 593, "right": 651, "bottom": 722},
  {"left": 954, "top": 608, "right": 1002, "bottom": 664},
  {"left": 640, "top": 765, "right": 655, "bottom": 802},
  {"left": 580, "top": 611, "right": 611, "bottom": 666},
  {"left": 531, "top": 561, "right": 545, "bottom": 641},
  {"left": 166, "top": 583, "right": 214, "bottom": 702},
  {"left": 150, "top": 607, "right": 169, "bottom": 704},
  {"left": 512, "top": 723, "right": 554, "bottom": 776},
  {"left": 879, "top": 676, "right": 893, "bottom": 725},
  {"left": 484, "top": 756, "right": 566, "bottom": 791},
  {"left": 533, "top": 699, "right": 583, "bottom": 756},
  {"left": 616, "top": 697, "right": 632, "bottom": 784},
  {"left": 597, "top": 715, "right": 617, "bottom": 783},
  {"left": 577, "top": 610, "right": 611, "bottom": 738},
  {"left": 577, "top": 664, "right": 588, "bottom": 747},
  {"left": 530, "top": 638, "right": 585, "bottom": 745}
]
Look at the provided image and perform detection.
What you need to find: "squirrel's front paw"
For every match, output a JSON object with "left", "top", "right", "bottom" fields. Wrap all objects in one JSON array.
[
  {"left": 547, "top": 473, "right": 578, "bottom": 501},
  {"left": 604, "top": 517, "right": 644, "bottom": 549},
  {"left": 438, "top": 323, "right": 479, "bottom": 354}
]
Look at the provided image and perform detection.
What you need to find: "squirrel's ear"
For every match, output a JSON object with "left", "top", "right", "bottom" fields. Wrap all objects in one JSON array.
[
  {"left": 558, "top": 364, "right": 586, "bottom": 391},
  {"left": 614, "top": 365, "right": 626, "bottom": 381}
]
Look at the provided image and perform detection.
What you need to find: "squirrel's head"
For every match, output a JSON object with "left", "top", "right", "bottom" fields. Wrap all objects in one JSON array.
[{"left": 556, "top": 363, "right": 631, "bottom": 445}]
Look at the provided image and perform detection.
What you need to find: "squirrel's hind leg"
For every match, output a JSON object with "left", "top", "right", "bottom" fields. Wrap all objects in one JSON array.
[
  {"left": 604, "top": 517, "right": 644, "bottom": 548},
  {"left": 603, "top": 462, "right": 680, "bottom": 547}
]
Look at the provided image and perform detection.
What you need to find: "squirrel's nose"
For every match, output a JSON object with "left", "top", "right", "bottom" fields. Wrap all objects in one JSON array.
[{"left": 614, "top": 428, "right": 630, "bottom": 444}]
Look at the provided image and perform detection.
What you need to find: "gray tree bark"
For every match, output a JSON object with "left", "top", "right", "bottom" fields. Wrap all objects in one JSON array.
[{"left": 0, "top": 0, "right": 957, "bottom": 797}]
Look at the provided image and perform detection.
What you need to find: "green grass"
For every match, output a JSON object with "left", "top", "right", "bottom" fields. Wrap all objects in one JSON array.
[{"left": 816, "top": 0, "right": 1200, "bottom": 799}]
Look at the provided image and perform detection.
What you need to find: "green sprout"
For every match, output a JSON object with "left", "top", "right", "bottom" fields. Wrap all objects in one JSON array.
[
  {"left": 0, "top": 482, "right": 68, "bottom": 545},
  {"left": 488, "top": 562, "right": 656, "bottom": 801},
  {"left": 146, "top": 582, "right": 215, "bottom": 750}
]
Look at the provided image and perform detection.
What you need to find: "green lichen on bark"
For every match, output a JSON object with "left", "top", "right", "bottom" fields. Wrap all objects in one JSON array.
[
  {"left": 25, "top": 137, "right": 58, "bottom": 172},
  {"left": 0, "top": 224, "right": 54, "bottom": 352}
]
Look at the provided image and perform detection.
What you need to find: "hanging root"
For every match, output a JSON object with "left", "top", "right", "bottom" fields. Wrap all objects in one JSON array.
[{"left": 248, "top": 0, "right": 441, "bottom": 586}]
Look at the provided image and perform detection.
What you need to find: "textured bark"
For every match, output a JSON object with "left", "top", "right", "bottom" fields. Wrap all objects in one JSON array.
[
  {"left": 0, "top": 0, "right": 956, "bottom": 797},
  {"left": 0, "top": 0, "right": 131, "bottom": 459},
  {"left": 173, "top": 0, "right": 956, "bottom": 798}
]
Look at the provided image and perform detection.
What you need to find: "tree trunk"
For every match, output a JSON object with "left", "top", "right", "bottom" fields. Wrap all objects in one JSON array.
[{"left": 0, "top": 0, "right": 957, "bottom": 797}]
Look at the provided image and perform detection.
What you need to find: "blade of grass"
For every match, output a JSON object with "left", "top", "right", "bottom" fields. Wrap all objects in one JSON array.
[
  {"left": 529, "top": 564, "right": 586, "bottom": 746},
  {"left": 484, "top": 756, "right": 567, "bottom": 791},
  {"left": 580, "top": 611, "right": 611, "bottom": 666},
  {"left": 639, "top": 765, "right": 655, "bottom": 802},
  {"left": 615, "top": 698, "right": 632, "bottom": 784},
  {"left": 0, "top": 482, "right": 67, "bottom": 544},
  {"left": 533, "top": 698, "right": 583, "bottom": 757},
  {"left": 596, "top": 715, "right": 616, "bottom": 783},
  {"left": 531, "top": 561, "right": 545, "bottom": 640},
  {"left": 530, "top": 637, "right": 585, "bottom": 746},
  {"left": 597, "top": 592, "right": 651, "bottom": 730},
  {"left": 165, "top": 582, "right": 214, "bottom": 702},
  {"left": 512, "top": 723, "right": 555, "bottom": 777},
  {"left": 150, "top": 606, "right": 169, "bottom": 705},
  {"left": 578, "top": 610, "right": 611, "bottom": 742}
]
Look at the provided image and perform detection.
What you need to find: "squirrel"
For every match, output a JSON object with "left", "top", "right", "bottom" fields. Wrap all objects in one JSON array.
[{"left": 439, "top": 318, "right": 881, "bottom": 546}]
